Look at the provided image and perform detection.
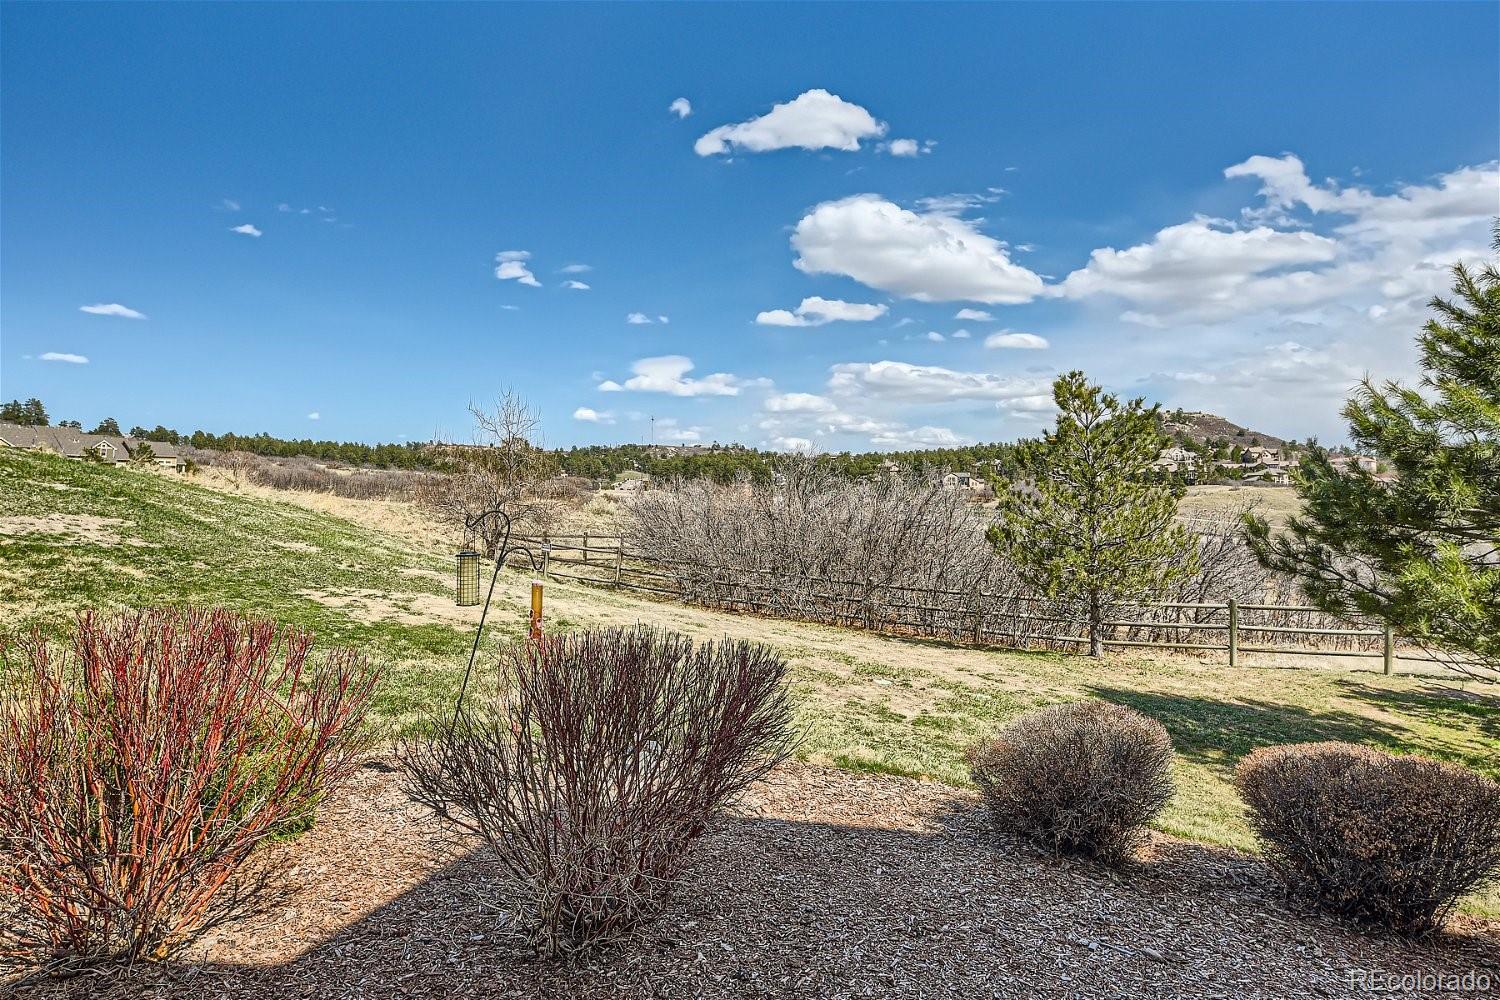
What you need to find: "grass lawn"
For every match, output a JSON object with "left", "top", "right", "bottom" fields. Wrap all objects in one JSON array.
[{"left": 5, "top": 448, "right": 1499, "bottom": 914}]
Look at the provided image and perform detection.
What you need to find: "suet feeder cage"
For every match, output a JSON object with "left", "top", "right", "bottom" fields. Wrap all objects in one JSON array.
[{"left": 456, "top": 549, "right": 483, "bottom": 607}]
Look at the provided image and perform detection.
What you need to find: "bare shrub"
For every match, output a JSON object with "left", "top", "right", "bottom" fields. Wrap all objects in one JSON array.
[
  {"left": 398, "top": 627, "right": 795, "bottom": 956},
  {"left": 967, "top": 701, "right": 1174, "bottom": 864},
  {"left": 0, "top": 609, "right": 379, "bottom": 967},
  {"left": 1235, "top": 742, "right": 1500, "bottom": 934}
]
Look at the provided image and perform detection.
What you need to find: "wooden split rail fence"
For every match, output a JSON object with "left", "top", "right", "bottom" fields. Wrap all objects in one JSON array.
[{"left": 510, "top": 534, "right": 1450, "bottom": 674}]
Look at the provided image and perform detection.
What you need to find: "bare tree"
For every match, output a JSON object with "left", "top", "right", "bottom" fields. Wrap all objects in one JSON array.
[{"left": 420, "top": 390, "right": 570, "bottom": 552}]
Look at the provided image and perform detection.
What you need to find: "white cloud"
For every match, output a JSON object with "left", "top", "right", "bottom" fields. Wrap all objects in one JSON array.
[
  {"left": 230, "top": 224, "right": 262, "bottom": 237},
  {"left": 658, "top": 315, "right": 670, "bottom": 324},
  {"left": 792, "top": 194, "right": 1044, "bottom": 304},
  {"left": 80, "top": 303, "right": 146, "bottom": 319},
  {"left": 39, "top": 352, "right": 88, "bottom": 364},
  {"left": 769, "top": 435, "right": 814, "bottom": 453},
  {"left": 924, "top": 331, "right": 945, "bottom": 342},
  {"left": 626, "top": 312, "right": 653, "bottom": 324},
  {"left": 606, "top": 355, "right": 762, "bottom": 397},
  {"left": 1056, "top": 217, "right": 1340, "bottom": 324},
  {"left": 562, "top": 280, "right": 591, "bottom": 290},
  {"left": 884, "top": 139, "right": 919, "bottom": 157},
  {"left": 573, "top": 406, "right": 615, "bottom": 424},
  {"left": 494, "top": 250, "right": 540, "bottom": 287},
  {"left": 951, "top": 329, "right": 971, "bottom": 339},
  {"left": 597, "top": 380, "right": 623, "bottom": 392},
  {"left": 828, "top": 360, "right": 1047, "bottom": 403},
  {"left": 306, "top": 411, "right": 320, "bottom": 420},
  {"left": 764, "top": 392, "right": 837, "bottom": 413},
  {"left": 754, "top": 296, "right": 888, "bottom": 327},
  {"left": 220, "top": 198, "right": 241, "bottom": 212},
  {"left": 559, "top": 263, "right": 592, "bottom": 274},
  {"left": 695, "top": 88, "right": 886, "bottom": 156},
  {"left": 998, "top": 394, "right": 1055, "bottom": 414},
  {"left": 870, "top": 425, "right": 968, "bottom": 448},
  {"left": 669, "top": 98, "right": 692, "bottom": 119},
  {"left": 955, "top": 308, "right": 993, "bottom": 321},
  {"left": 985, "top": 331, "right": 1049, "bottom": 350},
  {"left": 277, "top": 203, "right": 292, "bottom": 213}
]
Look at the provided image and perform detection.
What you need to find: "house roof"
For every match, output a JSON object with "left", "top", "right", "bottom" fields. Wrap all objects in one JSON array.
[{"left": 0, "top": 422, "right": 126, "bottom": 458}]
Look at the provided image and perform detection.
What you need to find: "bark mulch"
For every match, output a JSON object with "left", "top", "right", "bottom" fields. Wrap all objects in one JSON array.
[{"left": 8, "top": 759, "right": 1499, "bottom": 999}]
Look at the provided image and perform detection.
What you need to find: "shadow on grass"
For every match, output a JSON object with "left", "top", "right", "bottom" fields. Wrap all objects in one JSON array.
[
  {"left": 1088, "top": 686, "right": 1411, "bottom": 767},
  {"left": 1332, "top": 679, "right": 1500, "bottom": 746}
]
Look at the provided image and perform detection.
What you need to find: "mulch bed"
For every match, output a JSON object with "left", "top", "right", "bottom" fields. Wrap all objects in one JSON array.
[{"left": 8, "top": 759, "right": 1499, "bottom": 999}]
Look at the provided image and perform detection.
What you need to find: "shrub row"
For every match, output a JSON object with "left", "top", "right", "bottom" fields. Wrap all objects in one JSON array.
[
  {"left": 967, "top": 702, "right": 1500, "bottom": 936},
  {"left": 5, "top": 609, "right": 1498, "bottom": 972}
]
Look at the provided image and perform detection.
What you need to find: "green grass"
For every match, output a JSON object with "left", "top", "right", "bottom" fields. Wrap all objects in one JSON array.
[{"left": 5, "top": 448, "right": 1500, "bottom": 914}]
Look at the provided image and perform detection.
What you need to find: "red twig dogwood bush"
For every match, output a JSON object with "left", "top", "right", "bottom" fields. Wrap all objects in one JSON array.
[
  {"left": 398, "top": 627, "right": 795, "bottom": 956},
  {"left": 0, "top": 608, "right": 379, "bottom": 968}
]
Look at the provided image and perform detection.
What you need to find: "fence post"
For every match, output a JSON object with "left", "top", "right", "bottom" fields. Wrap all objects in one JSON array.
[
  {"left": 613, "top": 541, "right": 624, "bottom": 589},
  {"left": 1227, "top": 599, "right": 1239, "bottom": 668},
  {"left": 583, "top": 530, "right": 589, "bottom": 564},
  {"left": 1383, "top": 624, "right": 1394, "bottom": 675},
  {"left": 541, "top": 531, "right": 551, "bottom": 579}
]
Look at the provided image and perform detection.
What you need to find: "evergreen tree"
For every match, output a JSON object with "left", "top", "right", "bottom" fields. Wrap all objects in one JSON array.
[
  {"left": 1, "top": 398, "right": 48, "bottom": 425},
  {"left": 990, "top": 371, "right": 1198, "bottom": 657},
  {"left": 1246, "top": 233, "right": 1500, "bottom": 673},
  {"left": 88, "top": 417, "right": 122, "bottom": 436}
]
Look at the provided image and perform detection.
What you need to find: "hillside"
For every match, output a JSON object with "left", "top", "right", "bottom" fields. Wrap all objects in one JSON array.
[{"left": 1161, "top": 410, "right": 1290, "bottom": 449}]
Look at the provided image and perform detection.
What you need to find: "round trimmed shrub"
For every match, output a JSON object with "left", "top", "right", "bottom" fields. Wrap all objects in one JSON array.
[
  {"left": 1235, "top": 742, "right": 1500, "bottom": 934},
  {"left": 967, "top": 701, "right": 1174, "bottom": 864}
]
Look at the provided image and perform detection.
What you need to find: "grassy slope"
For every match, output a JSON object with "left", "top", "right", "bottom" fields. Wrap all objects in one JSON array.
[{"left": 5, "top": 450, "right": 1499, "bottom": 912}]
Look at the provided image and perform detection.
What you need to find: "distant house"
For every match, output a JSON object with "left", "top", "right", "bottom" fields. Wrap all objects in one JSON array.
[
  {"left": 0, "top": 422, "right": 185, "bottom": 471},
  {"left": 1330, "top": 454, "right": 1378, "bottom": 475}
]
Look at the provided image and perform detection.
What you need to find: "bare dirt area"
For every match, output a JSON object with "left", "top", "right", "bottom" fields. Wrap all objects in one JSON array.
[
  {"left": 9, "top": 760, "right": 1496, "bottom": 1000},
  {"left": 0, "top": 514, "right": 141, "bottom": 547}
]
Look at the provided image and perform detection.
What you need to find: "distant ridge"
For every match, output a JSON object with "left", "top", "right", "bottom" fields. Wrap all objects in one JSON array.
[{"left": 1160, "top": 410, "right": 1290, "bottom": 450}]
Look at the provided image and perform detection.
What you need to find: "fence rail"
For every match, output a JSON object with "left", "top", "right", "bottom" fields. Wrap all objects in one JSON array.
[{"left": 509, "top": 533, "right": 1462, "bottom": 673}]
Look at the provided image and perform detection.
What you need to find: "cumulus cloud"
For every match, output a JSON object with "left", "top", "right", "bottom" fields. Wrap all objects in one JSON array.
[
  {"left": 604, "top": 355, "right": 763, "bottom": 397},
  {"left": 985, "top": 331, "right": 1049, "bottom": 350},
  {"left": 669, "top": 98, "right": 692, "bottom": 119},
  {"left": 1056, "top": 217, "right": 1340, "bottom": 324},
  {"left": 306, "top": 411, "right": 320, "bottom": 420},
  {"left": 828, "top": 360, "right": 1047, "bottom": 403},
  {"left": 562, "top": 280, "right": 591, "bottom": 290},
  {"left": 755, "top": 296, "right": 888, "bottom": 327},
  {"left": 626, "top": 312, "right": 654, "bottom": 324},
  {"left": 951, "top": 329, "right": 971, "bottom": 339},
  {"left": 884, "top": 139, "right": 919, "bottom": 157},
  {"left": 955, "top": 308, "right": 993, "bottom": 321},
  {"left": 923, "top": 331, "right": 945, "bottom": 342},
  {"left": 791, "top": 194, "right": 1044, "bottom": 304},
  {"left": 769, "top": 435, "right": 814, "bottom": 453},
  {"left": 870, "top": 425, "right": 967, "bottom": 448},
  {"left": 573, "top": 406, "right": 615, "bottom": 424},
  {"left": 494, "top": 250, "right": 540, "bottom": 286},
  {"left": 230, "top": 224, "right": 262, "bottom": 237},
  {"left": 80, "top": 303, "right": 146, "bottom": 319},
  {"left": 40, "top": 352, "right": 88, "bottom": 364},
  {"left": 695, "top": 89, "right": 886, "bottom": 156}
]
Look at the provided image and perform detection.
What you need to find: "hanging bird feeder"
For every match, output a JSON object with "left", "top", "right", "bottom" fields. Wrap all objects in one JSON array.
[{"left": 455, "top": 548, "right": 483, "bottom": 607}]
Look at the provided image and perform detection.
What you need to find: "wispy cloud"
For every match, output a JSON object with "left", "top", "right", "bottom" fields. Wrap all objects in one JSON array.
[
  {"left": 984, "top": 331, "right": 1049, "bottom": 349},
  {"left": 80, "top": 303, "right": 146, "bottom": 319},
  {"left": 306, "top": 411, "right": 321, "bottom": 420},
  {"left": 40, "top": 352, "right": 88, "bottom": 364},
  {"left": 573, "top": 406, "right": 615, "bottom": 424},
  {"left": 601, "top": 355, "right": 766, "bottom": 397},
  {"left": 562, "top": 279, "right": 591, "bottom": 290},
  {"left": 230, "top": 224, "right": 262, "bottom": 237},
  {"left": 220, "top": 198, "right": 241, "bottom": 212},
  {"left": 755, "top": 296, "right": 888, "bottom": 327},
  {"left": 559, "top": 263, "right": 592, "bottom": 274}
]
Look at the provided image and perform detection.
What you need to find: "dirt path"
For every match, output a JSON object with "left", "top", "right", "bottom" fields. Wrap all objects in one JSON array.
[{"left": 9, "top": 761, "right": 1495, "bottom": 1000}]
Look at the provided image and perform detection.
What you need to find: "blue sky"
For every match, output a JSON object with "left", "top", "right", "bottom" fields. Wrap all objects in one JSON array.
[{"left": 3, "top": 3, "right": 1496, "bottom": 450}]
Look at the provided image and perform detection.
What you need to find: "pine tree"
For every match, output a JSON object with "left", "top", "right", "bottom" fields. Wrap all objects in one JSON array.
[
  {"left": 88, "top": 417, "right": 121, "bottom": 436},
  {"left": 991, "top": 371, "right": 1198, "bottom": 657},
  {"left": 1246, "top": 231, "right": 1499, "bottom": 673}
]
